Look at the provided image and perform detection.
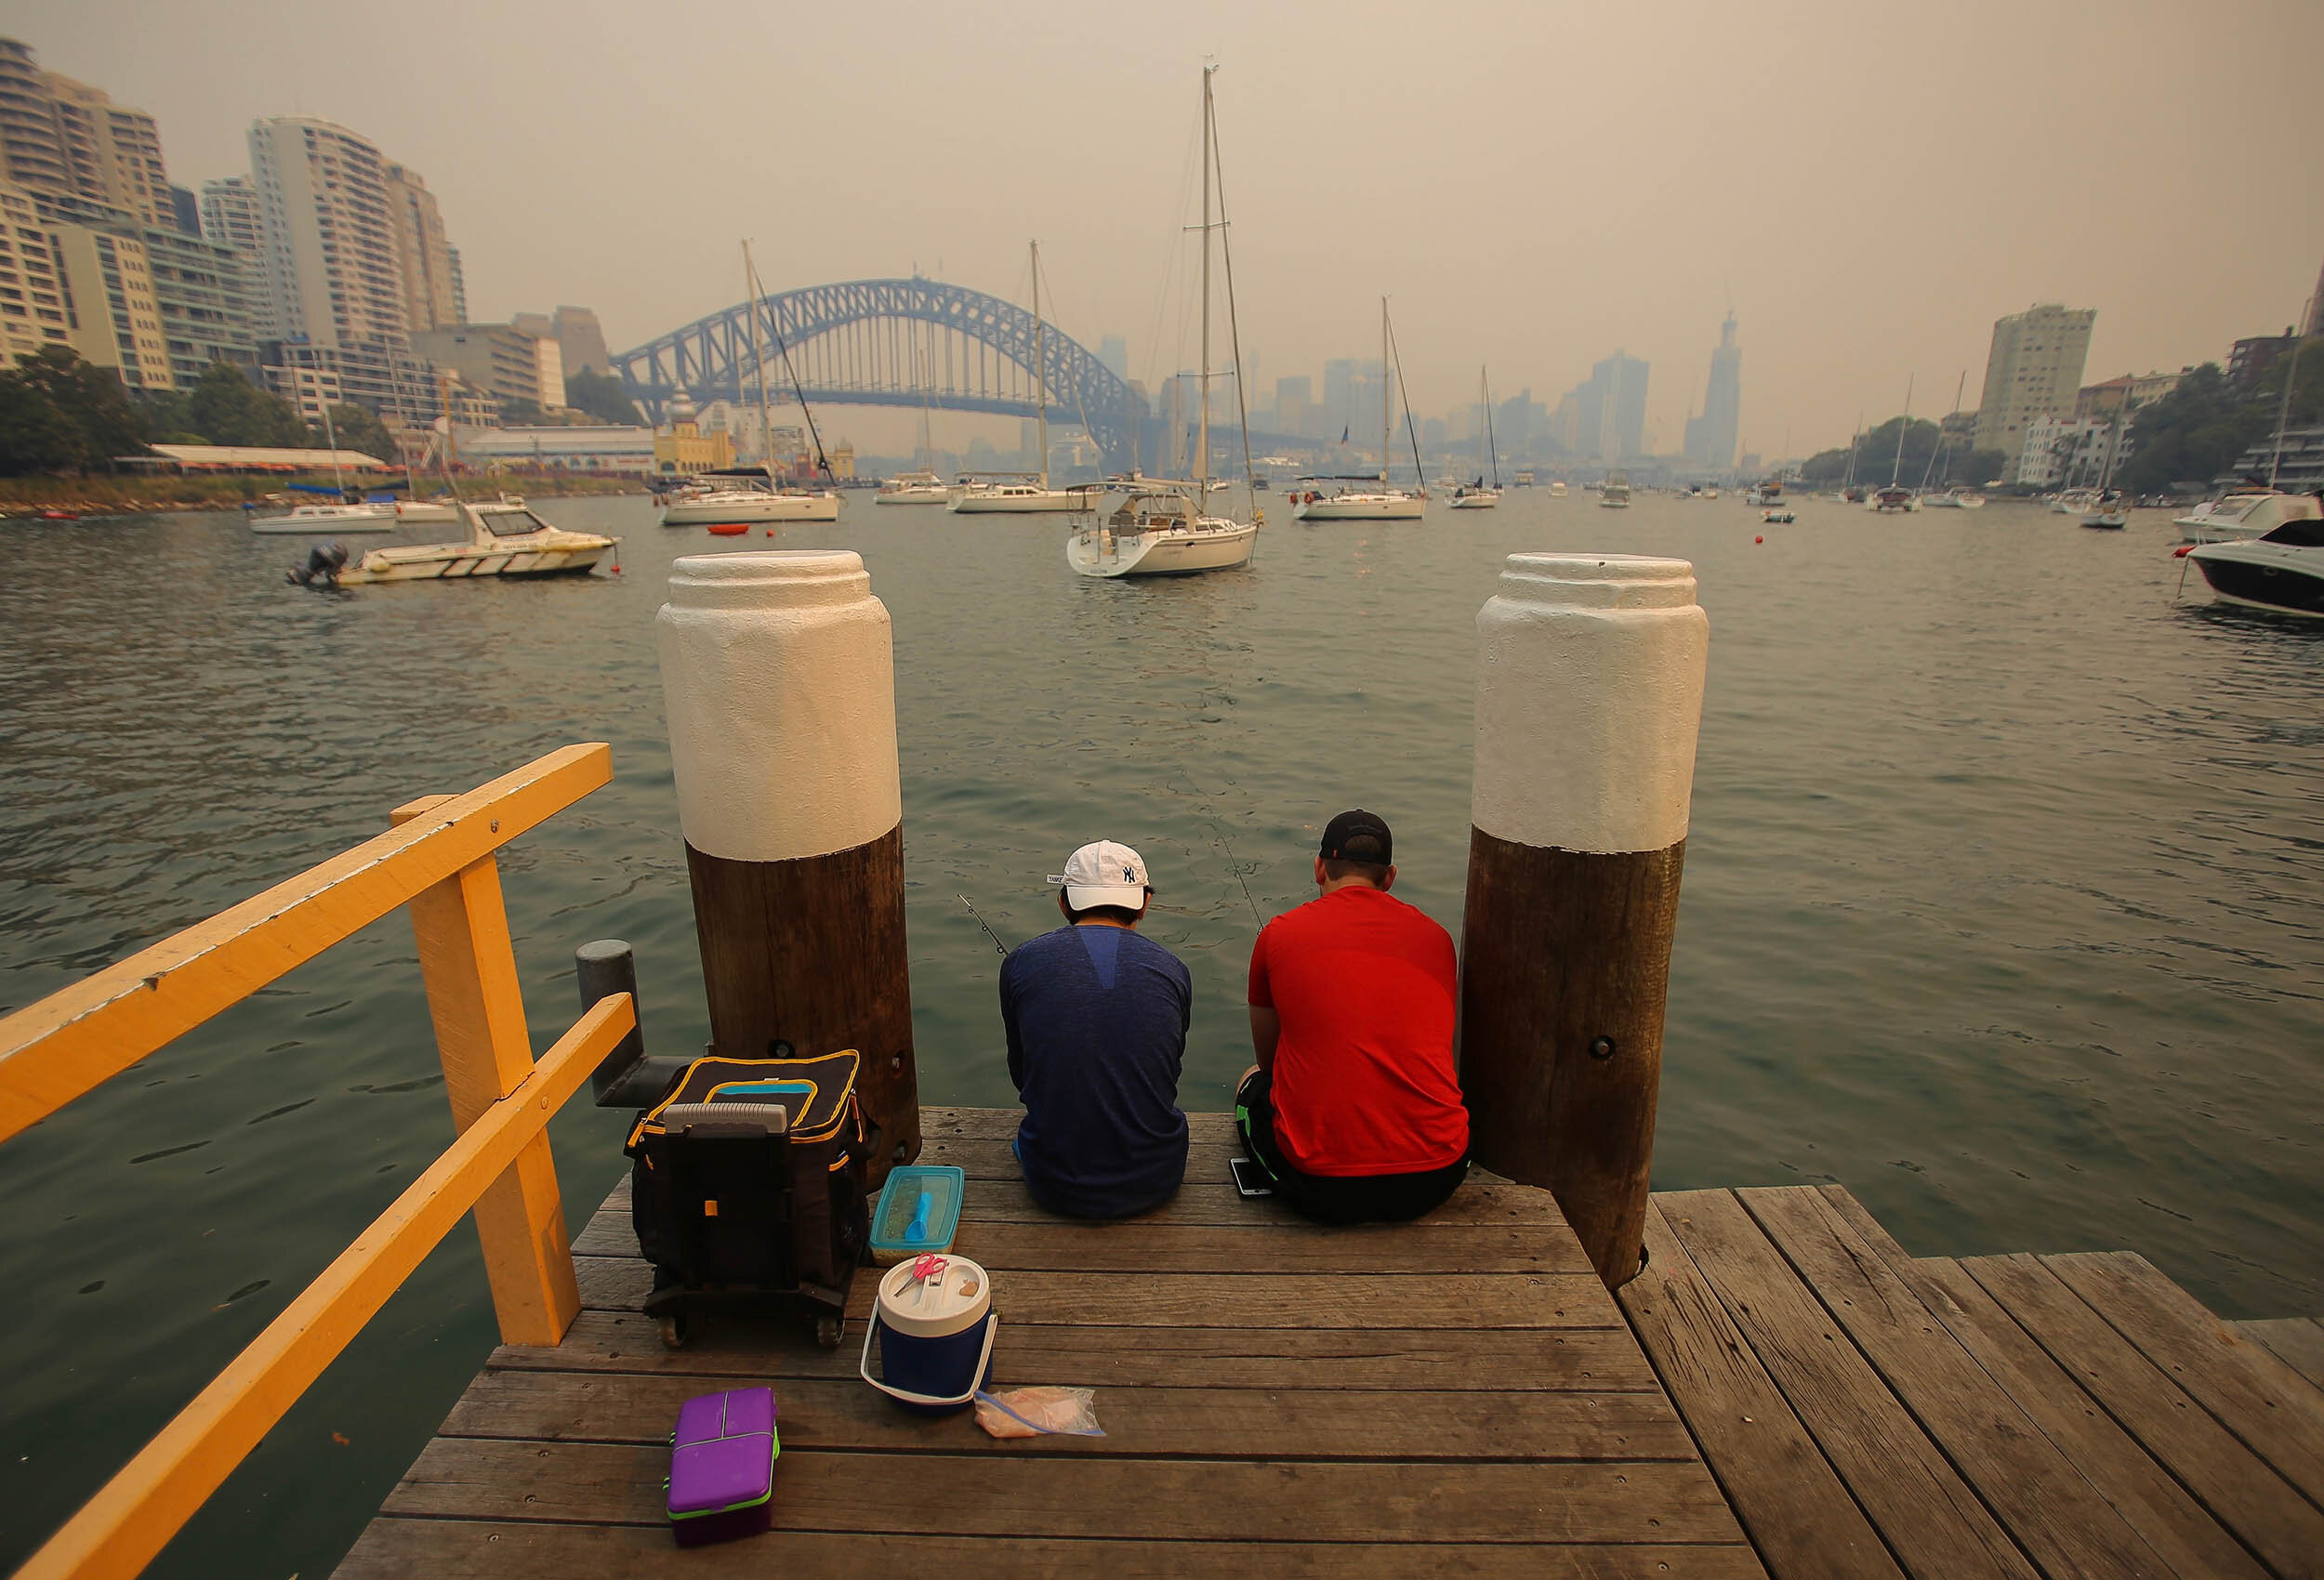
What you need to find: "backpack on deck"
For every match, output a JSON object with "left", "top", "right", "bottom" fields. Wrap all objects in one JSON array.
[{"left": 625, "top": 1047, "right": 869, "bottom": 1348}]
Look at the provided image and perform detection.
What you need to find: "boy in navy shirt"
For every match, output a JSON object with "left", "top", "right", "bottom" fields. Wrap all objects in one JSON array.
[{"left": 999, "top": 840, "right": 1192, "bottom": 1218}]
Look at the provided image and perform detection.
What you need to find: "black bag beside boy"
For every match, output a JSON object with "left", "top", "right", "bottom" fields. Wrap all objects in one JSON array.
[{"left": 625, "top": 1046, "right": 870, "bottom": 1349}]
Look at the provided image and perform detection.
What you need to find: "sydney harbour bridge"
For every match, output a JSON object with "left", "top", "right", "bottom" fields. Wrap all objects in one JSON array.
[{"left": 609, "top": 276, "right": 1303, "bottom": 470}]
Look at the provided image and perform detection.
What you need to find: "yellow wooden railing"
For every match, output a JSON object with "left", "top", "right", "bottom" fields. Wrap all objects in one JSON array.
[{"left": 0, "top": 744, "right": 634, "bottom": 1580}]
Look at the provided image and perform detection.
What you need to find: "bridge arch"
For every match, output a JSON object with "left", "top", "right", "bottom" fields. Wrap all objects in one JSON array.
[{"left": 611, "top": 278, "right": 1146, "bottom": 465}]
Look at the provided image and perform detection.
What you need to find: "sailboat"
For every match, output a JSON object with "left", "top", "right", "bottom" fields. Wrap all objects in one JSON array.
[
  {"left": 1869, "top": 376, "right": 1920, "bottom": 513},
  {"left": 2080, "top": 398, "right": 2132, "bottom": 529},
  {"left": 664, "top": 243, "right": 841, "bottom": 524},
  {"left": 1295, "top": 299, "right": 1426, "bottom": 520},
  {"left": 248, "top": 402, "right": 402, "bottom": 533},
  {"left": 1068, "top": 64, "right": 1259, "bottom": 578},
  {"left": 1449, "top": 367, "right": 1502, "bottom": 508},
  {"left": 955, "top": 242, "right": 1085, "bottom": 513},
  {"left": 878, "top": 326, "right": 950, "bottom": 504}
]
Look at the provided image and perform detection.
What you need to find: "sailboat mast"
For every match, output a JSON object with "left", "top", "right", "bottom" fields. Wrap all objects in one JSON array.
[
  {"left": 1380, "top": 297, "right": 1391, "bottom": 486},
  {"left": 743, "top": 240, "right": 775, "bottom": 476},
  {"left": 2268, "top": 334, "right": 2304, "bottom": 489},
  {"left": 1030, "top": 240, "right": 1048, "bottom": 490},
  {"left": 1196, "top": 64, "right": 1213, "bottom": 494},
  {"left": 318, "top": 396, "right": 344, "bottom": 495},
  {"left": 1890, "top": 375, "right": 1913, "bottom": 487}
]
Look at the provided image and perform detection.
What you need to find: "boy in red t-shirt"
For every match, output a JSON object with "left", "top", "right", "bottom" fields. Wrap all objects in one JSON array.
[{"left": 1238, "top": 810, "right": 1470, "bottom": 1223}]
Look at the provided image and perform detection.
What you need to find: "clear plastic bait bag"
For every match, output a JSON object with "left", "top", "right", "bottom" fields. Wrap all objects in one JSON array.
[{"left": 973, "top": 1386, "right": 1104, "bottom": 1439}]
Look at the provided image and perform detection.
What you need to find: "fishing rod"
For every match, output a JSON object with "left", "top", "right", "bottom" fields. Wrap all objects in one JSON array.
[
  {"left": 1214, "top": 827, "right": 1262, "bottom": 930},
  {"left": 957, "top": 893, "right": 1011, "bottom": 956}
]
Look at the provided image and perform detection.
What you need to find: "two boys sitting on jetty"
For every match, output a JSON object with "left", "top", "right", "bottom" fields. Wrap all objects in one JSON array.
[{"left": 998, "top": 810, "right": 1469, "bottom": 1226}]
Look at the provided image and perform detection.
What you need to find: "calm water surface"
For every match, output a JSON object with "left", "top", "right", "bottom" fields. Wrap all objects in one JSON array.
[{"left": 1, "top": 491, "right": 2318, "bottom": 1574}]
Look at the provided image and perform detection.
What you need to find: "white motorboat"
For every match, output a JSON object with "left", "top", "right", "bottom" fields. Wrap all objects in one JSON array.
[
  {"left": 952, "top": 478, "right": 1088, "bottom": 513},
  {"left": 1598, "top": 471, "right": 1631, "bottom": 508},
  {"left": 1763, "top": 507, "right": 1796, "bottom": 524},
  {"left": 1548, "top": 480, "right": 1567, "bottom": 497},
  {"left": 249, "top": 500, "right": 400, "bottom": 534},
  {"left": 1702, "top": 486, "right": 1719, "bottom": 500},
  {"left": 2174, "top": 490, "right": 2322, "bottom": 544},
  {"left": 876, "top": 470, "right": 950, "bottom": 505},
  {"left": 1449, "top": 485, "right": 1500, "bottom": 508},
  {"left": 1068, "top": 486, "right": 1255, "bottom": 577},
  {"left": 1869, "top": 484, "right": 1918, "bottom": 513},
  {"left": 299, "top": 502, "right": 614, "bottom": 585},
  {"left": 1071, "top": 68, "right": 1260, "bottom": 580},
  {"left": 396, "top": 498, "right": 464, "bottom": 524},
  {"left": 2185, "top": 515, "right": 2324, "bottom": 616}
]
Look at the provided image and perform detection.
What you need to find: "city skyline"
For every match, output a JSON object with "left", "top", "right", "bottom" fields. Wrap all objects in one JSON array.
[{"left": 7, "top": 0, "right": 2323, "bottom": 458}]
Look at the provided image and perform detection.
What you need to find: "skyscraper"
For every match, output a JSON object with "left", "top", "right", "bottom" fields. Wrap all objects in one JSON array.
[
  {"left": 1973, "top": 304, "right": 2096, "bottom": 482},
  {"left": 1684, "top": 312, "right": 1742, "bottom": 469},
  {"left": 246, "top": 116, "right": 411, "bottom": 352},
  {"left": 0, "top": 39, "right": 174, "bottom": 230},
  {"left": 198, "top": 175, "right": 271, "bottom": 340},
  {"left": 384, "top": 162, "right": 459, "bottom": 333},
  {"left": 1572, "top": 351, "right": 1649, "bottom": 462}
]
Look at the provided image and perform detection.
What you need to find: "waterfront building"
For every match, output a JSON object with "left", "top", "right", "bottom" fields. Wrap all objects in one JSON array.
[
  {"left": 413, "top": 323, "right": 562, "bottom": 414},
  {"left": 266, "top": 336, "right": 438, "bottom": 427},
  {"left": 551, "top": 306, "right": 609, "bottom": 376},
  {"left": 2225, "top": 424, "right": 2324, "bottom": 490},
  {"left": 31, "top": 189, "right": 258, "bottom": 387},
  {"left": 653, "top": 388, "right": 734, "bottom": 474},
  {"left": 1974, "top": 304, "right": 2096, "bottom": 481},
  {"left": 1683, "top": 312, "right": 1741, "bottom": 470},
  {"left": 2074, "top": 370, "right": 2183, "bottom": 421},
  {"left": 0, "top": 39, "right": 173, "bottom": 230},
  {"left": 48, "top": 219, "right": 171, "bottom": 389},
  {"left": 0, "top": 178, "right": 72, "bottom": 362},
  {"left": 2227, "top": 330, "right": 2298, "bottom": 389},
  {"left": 452, "top": 424, "right": 655, "bottom": 473},
  {"left": 245, "top": 117, "right": 409, "bottom": 353},
  {"left": 384, "top": 163, "right": 459, "bottom": 333},
  {"left": 2017, "top": 415, "right": 2114, "bottom": 489}
]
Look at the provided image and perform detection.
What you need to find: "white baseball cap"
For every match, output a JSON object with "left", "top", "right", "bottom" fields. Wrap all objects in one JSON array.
[{"left": 1048, "top": 840, "right": 1151, "bottom": 910}]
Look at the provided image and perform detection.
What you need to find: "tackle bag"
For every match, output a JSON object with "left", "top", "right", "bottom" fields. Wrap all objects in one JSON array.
[{"left": 626, "top": 1048, "right": 869, "bottom": 1345}]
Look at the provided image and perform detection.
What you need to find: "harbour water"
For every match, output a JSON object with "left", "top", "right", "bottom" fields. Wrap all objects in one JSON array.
[{"left": 2, "top": 490, "right": 2319, "bottom": 1575}]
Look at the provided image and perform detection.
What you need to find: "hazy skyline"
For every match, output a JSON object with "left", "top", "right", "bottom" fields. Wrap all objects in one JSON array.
[{"left": 18, "top": 0, "right": 2324, "bottom": 456}]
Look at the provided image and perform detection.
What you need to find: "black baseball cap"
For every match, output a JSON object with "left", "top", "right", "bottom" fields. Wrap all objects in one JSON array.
[{"left": 1319, "top": 809, "right": 1393, "bottom": 863}]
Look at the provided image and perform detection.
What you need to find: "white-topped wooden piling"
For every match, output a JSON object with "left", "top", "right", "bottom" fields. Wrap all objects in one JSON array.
[
  {"left": 1460, "top": 552, "right": 1708, "bottom": 1288},
  {"left": 655, "top": 550, "right": 920, "bottom": 1182}
]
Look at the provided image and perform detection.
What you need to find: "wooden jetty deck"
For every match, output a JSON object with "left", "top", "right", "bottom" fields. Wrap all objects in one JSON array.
[{"left": 337, "top": 1110, "right": 2324, "bottom": 1579}]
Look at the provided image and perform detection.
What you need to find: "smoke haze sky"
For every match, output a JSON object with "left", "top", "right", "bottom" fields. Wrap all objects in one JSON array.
[{"left": 20, "top": 0, "right": 2324, "bottom": 455}]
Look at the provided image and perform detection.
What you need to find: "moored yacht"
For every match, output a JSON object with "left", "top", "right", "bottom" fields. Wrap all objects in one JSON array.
[
  {"left": 661, "top": 469, "right": 840, "bottom": 524},
  {"left": 951, "top": 476, "right": 1087, "bottom": 513},
  {"left": 1293, "top": 478, "right": 1425, "bottom": 520},
  {"left": 874, "top": 470, "right": 951, "bottom": 505},
  {"left": 1068, "top": 484, "right": 1255, "bottom": 576},
  {"left": 2185, "top": 514, "right": 2324, "bottom": 615},
  {"left": 249, "top": 498, "right": 400, "bottom": 534},
  {"left": 2174, "top": 490, "right": 2322, "bottom": 544},
  {"left": 1598, "top": 471, "right": 1631, "bottom": 507}
]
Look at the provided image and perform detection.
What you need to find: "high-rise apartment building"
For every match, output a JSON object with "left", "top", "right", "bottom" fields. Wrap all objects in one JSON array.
[
  {"left": 551, "top": 306, "right": 609, "bottom": 376},
  {"left": 34, "top": 189, "right": 257, "bottom": 388},
  {"left": 413, "top": 323, "right": 562, "bottom": 413},
  {"left": 0, "top": 40, "right": 174, "bottom": 230},
  {"left": 1973, "top": 304, "right": 2096, "bottom": 482},
  {"left": 246, "top": 116, "right": 409, "bottom": 352},
  {"left": 1684, "top": 312, "right": 1742, "bottom": 470},
  {"left": 1563, "top": 351, "right": 1649, "bottom": 462},
  {"left": 384, "top": 161, "right": 458, "bottom": 332},
  {"left": 198, "top": 175, "right": 271, "bottom": 341},
  {"left": 0, "top": 178, "right": 71, "bottom": 362}
]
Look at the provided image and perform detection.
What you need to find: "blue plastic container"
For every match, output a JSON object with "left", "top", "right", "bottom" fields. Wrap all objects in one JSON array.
[
  {"left": 859, "top": 1254, "right": 996, "bottom": 1415},
  {"left": 868, "top": 1165, "right": 966, "bottom": 1265}
]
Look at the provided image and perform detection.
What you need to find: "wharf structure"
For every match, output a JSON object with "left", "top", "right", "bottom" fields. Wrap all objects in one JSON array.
[{"left": 2, "top": 553, "right": 2320, "bottom": 1580}]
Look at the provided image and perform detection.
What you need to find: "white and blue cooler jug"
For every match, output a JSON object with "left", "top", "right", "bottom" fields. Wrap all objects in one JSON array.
[{"left": 859, "top": 1254, "right": 996, "bottom": 1415}]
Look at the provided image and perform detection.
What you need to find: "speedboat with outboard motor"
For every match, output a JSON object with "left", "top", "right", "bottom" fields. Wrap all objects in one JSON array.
[
  {"left": 2185, "top": 514, "right": 2324, "bottom": 616},
  {"left": 289, "top": 501, "right": 615, "bottom": 586},
  {"left": 2173, "top": 489, "right": 2322, "bottom": 545}
]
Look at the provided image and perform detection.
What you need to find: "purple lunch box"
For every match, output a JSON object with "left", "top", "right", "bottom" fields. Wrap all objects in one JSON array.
[{"left": 665, "top": 1386, "right": 778, "bottom": 1547}]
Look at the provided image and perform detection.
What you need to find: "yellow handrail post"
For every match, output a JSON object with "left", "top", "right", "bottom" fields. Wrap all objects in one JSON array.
[{"left": 390, "top": 795, "right": 581, "bottom": 1349}]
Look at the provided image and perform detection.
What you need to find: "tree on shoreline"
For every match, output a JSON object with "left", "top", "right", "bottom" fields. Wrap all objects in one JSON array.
[{"left": 0, "top": 347, "right": 149, "bottom": 474}]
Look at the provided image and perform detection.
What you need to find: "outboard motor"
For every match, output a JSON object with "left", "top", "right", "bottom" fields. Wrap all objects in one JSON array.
[{"left": 285, "top": 541, "right": 350, "bottom": 588}]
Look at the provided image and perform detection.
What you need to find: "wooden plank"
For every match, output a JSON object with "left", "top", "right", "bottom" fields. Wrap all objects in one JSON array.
[
  {"left": 393, "top": 809, "right": 577, "bottom": 1350},
  {"left": 1816, "top": 1190, "right": 2270, "bottom": 1580},
  {"left": 335, "top": 1519, "right": 1771, "bottom": 1580},
  {"left": 2044, "top": 1251, "right": 2324, "bottom": 1508},
  {"left": 572, "top": 1256, "right": 1619, "bottom": 1328},
  {"left": 1739, "top": 1188, "right": 2168, "bottom": 1580},
  {"left": 0, "top": 742, "right": 612, "bottom": 1145},
  {"left": 2240, "top": 1320, "right": 2324, "bottom": 1393},
  {"left": 494, "top": 1310, "right": 1665, "bottom": 1391},
  {"left": 11, "top": 994, "right": 636, "bottom": 1580},
  {"left": 803, "top": 1219, "right": 1592, "bottom": 1274},
  {"left": 433, "top": 1369, "right": 1700, "bottom": 1462},
  {"left": 574, "top": 1173, "right": 1574, "bottom": 1250},
  {"left": 1961, "top": 1253, "right": 2324, "bottom": 1579},
  {"left": 1656, "top": 1189, "right": 2041, "bottom": 1580},
  {"left": 382, "top": 1437, "right": 1747, "bottom": 1542},
  {"left": 1621, "top": 1201, "right": 1904, "bottom": 1580}
]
